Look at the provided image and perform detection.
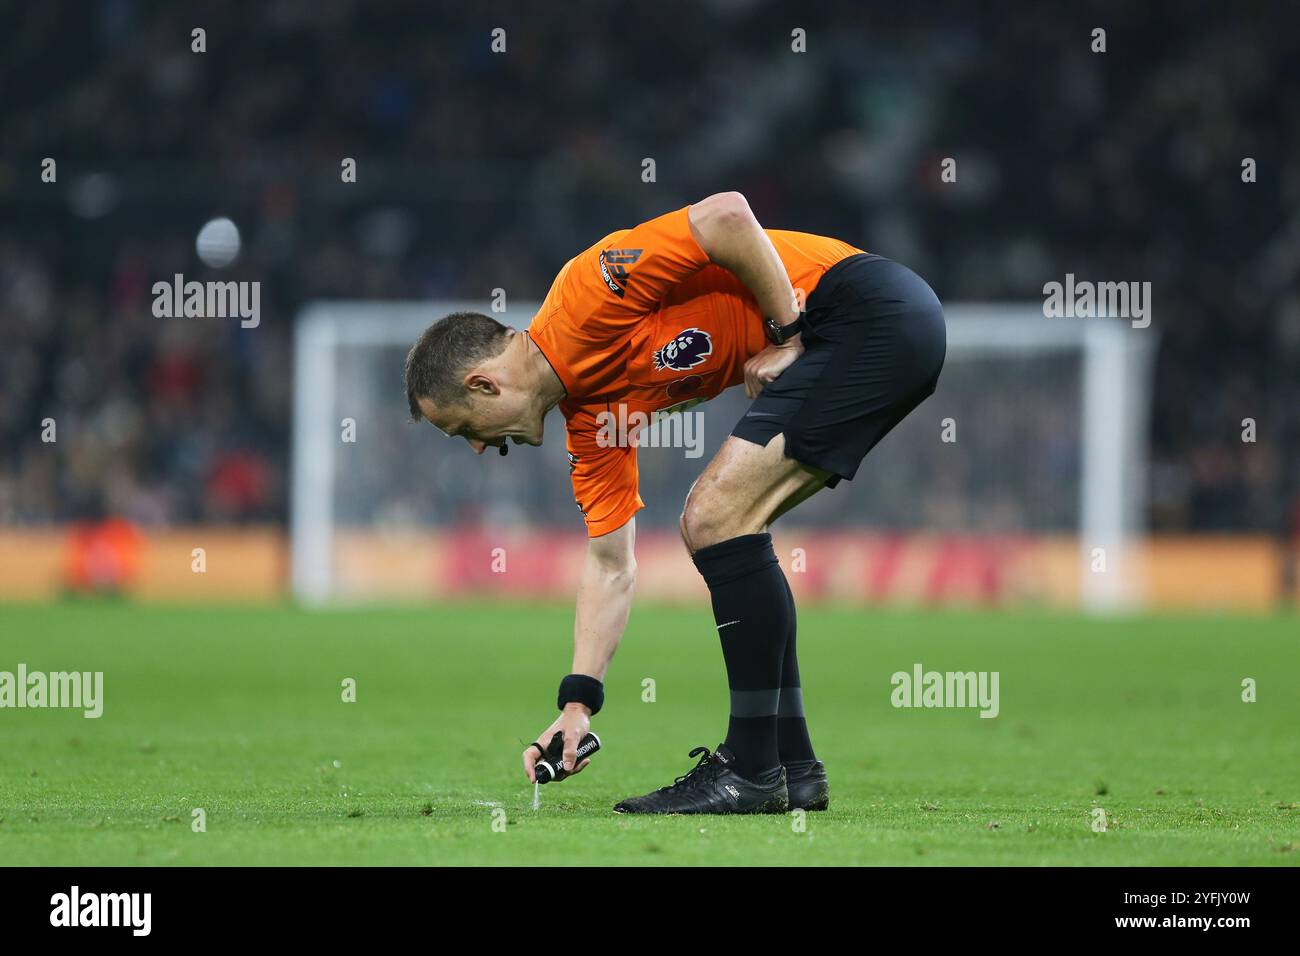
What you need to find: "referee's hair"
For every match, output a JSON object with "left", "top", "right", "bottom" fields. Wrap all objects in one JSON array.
[{"left": 405, "top": 311, "right": 512, "bottom": 420}]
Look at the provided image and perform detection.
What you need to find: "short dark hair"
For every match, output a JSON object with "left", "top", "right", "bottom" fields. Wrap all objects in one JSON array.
[{"left": 404, "top": 311, "right": 512, "bottom": 421}]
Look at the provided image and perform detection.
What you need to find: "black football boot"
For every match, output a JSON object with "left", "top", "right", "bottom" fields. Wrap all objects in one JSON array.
[
  {"left": 784, "top": 759, "right": 829, "bottom": 811},
  {"left": 613, "top": 745, "right": 788, "bottom": 815}
]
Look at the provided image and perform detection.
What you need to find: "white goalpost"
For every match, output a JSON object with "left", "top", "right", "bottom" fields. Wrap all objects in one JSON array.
[{"left": 292, "top": 301, "right": 1156, "bottom": 612}]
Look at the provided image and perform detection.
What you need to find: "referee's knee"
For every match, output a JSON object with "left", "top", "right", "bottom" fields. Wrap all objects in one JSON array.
[{"left": 680, "top": 484, "right": 741, "bottom": 553}]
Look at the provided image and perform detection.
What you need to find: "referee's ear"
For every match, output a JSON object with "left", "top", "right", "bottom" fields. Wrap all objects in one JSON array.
[{"left": 464, "top": 372, "right": 501, "bottom": 397}]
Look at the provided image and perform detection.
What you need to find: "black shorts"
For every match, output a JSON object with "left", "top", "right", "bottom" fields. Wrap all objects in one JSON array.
[{"left": 732, "top": 253, "right": 946, "bottom": 486}]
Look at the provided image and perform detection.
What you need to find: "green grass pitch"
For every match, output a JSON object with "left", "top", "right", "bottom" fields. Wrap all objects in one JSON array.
[{"left": 1, "top": 601, "right": 1297, "bottom": 866}]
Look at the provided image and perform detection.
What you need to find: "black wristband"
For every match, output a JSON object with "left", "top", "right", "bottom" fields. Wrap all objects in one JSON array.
[{"left": 557, "top": 673, "right": 604, "bottom": 716}]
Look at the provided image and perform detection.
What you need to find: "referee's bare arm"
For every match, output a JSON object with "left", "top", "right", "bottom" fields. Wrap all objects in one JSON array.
[
  {"left": 689, "top": 192, "right": 805, "bottom": 397},
  {"left": 522, "top": 518, "right": 635, "bottom": 783},
  {"left": 688, "top": 192, "right": 801, "bottom": 328}
]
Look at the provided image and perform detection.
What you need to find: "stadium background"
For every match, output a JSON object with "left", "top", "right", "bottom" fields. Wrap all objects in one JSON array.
[
  {"left": 1, "top": 0, "right": 1298, "bottom": 609},
  {"left": 4, "top": 0, "right": 1300, "bottom": 872}
]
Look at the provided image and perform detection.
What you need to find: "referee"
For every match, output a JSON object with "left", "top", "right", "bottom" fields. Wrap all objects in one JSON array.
[{"left": 404, "top": 192, "right": 945, "bottom": 813}]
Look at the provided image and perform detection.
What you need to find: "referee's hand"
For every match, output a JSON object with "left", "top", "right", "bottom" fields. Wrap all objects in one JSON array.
[
  {"left": 522, "top": 704, "right": 592, "bottom": 783},
  {"left": 744, "top": 341, "right": 804, "bottom": 398}
]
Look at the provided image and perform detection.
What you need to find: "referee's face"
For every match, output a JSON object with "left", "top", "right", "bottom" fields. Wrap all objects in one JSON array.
[{"left": 417, "top": 393, "right": 544, "bottom": 455}]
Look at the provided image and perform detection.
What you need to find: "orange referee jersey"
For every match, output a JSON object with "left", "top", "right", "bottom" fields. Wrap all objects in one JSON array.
[{"left": 528, "top": 205, "right": 864, "bottom": 537}]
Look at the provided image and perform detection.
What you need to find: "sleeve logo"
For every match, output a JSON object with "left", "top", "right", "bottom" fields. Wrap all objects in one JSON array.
[
  {"left": 653, "top": 327, "right": 713, "bottom": 371},
  {"left": 599, "top": 248, "right": 642, "bottom": 298}
]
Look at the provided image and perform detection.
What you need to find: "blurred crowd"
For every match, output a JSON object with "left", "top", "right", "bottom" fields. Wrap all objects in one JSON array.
[{"left": 1, "top": 0, "right": 1296, "bottom": 531}]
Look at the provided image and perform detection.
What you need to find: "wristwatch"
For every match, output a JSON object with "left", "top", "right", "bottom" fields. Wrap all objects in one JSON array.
[{"left": 764, "top": 313, "right": 806, "bottom": 346}]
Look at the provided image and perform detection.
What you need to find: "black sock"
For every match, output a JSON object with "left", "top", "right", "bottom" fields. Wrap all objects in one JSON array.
[
  {"left": 776, "top": 574, "right": 817, "bottom": 765},
  {"left": 691, "top": 532, "right": 790, "bottom": 779}
]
